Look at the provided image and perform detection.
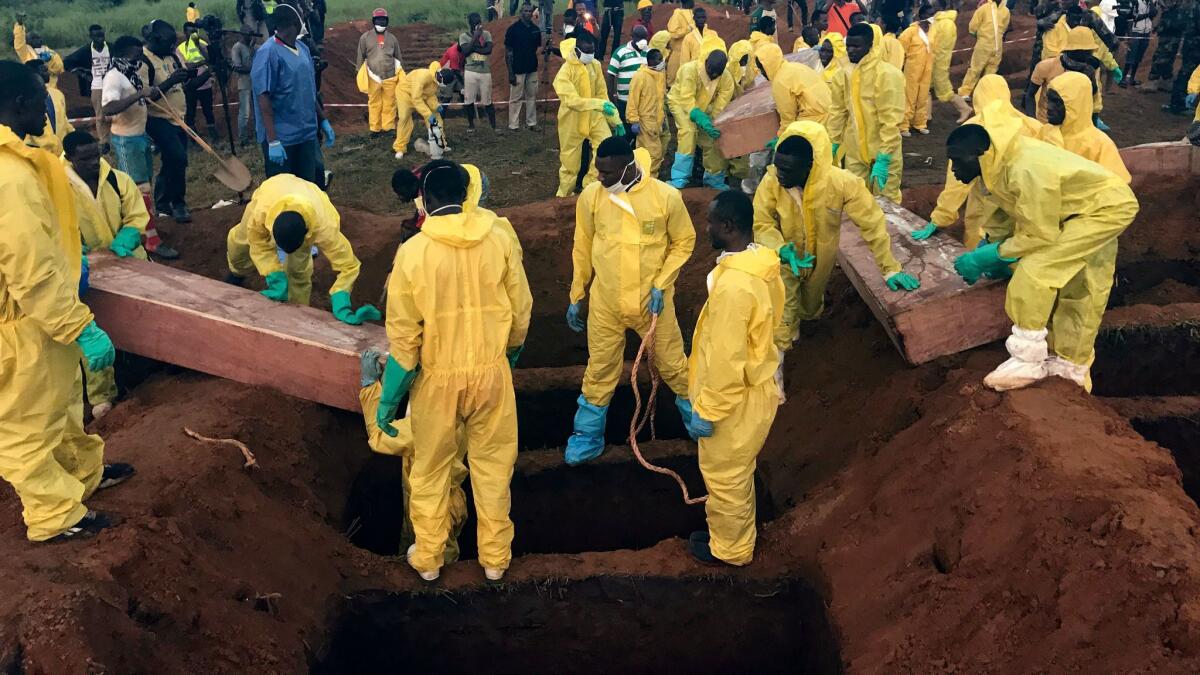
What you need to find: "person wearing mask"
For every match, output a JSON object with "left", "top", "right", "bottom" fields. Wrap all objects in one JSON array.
[
  {"left": 395, "top": 62, "right": 455, "bottom": 160},
  {"left": 898, "top": 4, "right": 934, "bottom": 137},
  {"left": 1026, "top": 27, "right": 1101, "bottom": 123},
  {"left": 460, "top": 13, "right": 498, "bottom": 133},
  {"left": 606, "top": 25, "right": 649, "bottom": 127},
  {"left": 563, "top": 137, "right": 699, "bottom": 464},
  {"left": 626, "top": 47, "right": 668, "bottom": 172},
  {"left": 755, "top": 42, "right": 831, "bottom": 145},
  {"left": 945, "top": 116, "right": 1138, "bottom": 393},
  {"left": 0, "top": 60, "right": 129, "bottom": 544},
  {"left": 1040, "top": 72, "right": 1131, "bottom": 182},
  {"left": 63, "top": 25, "right": 111, "bottom": 148},
  {"left": 253, "top": 2, "right": 336, "bottom": 186},
  {"left": 377, "top": 160, "right": 532, "bottom": 583},
  {"left": 957, "top": 0, "right": 1011, "bottom": 98},
  {"left": 13, "top": 14, "right": 64, "bottom": 90},
  {"left": 685, "top": 189, "right": 783, "bottom": 567},
  {"left": 356, "top": 8, "right": 404, "bottom": 136},
  {"left": 669, "top": 46, "right": 735, "bottom": 190},
  {"left": 552, "top": 32, "right": 621, "bottom": 197},
  {"left": 230, "top": 28, "right": 257, "bottom": 145},
  {"left": 827, "top": 24, "right": 906, "bottom": 202},
  {"left": 666, "top": 0, "right": 698, "bottom": 85},
  {"left": 179, "top": 22, "right": 218, "bottom": 144},
  {"left": 505, "top": 3, "right": 543, "bottom": 132},
  {"left": 930, "top": 0, "right": 973, "bottom": 122},
  {"left": 140, "top": 20, "right": 195, "bottom": 223},
  {"left": 599, "top": 0, "right": 626, "bottom": 60},
  {"left": 24, "top": 60, "right": 73, "bottom": 157},
  {"left": 1119, "top": 0, "right": 1154, "bottom": 87}
]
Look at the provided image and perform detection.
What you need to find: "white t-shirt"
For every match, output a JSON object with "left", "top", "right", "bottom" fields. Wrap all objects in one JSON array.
[
  {"left": 91, "top": 45, "right": 111, "bottom": 91},
  {"left": 101, "top": 69, "right": 147, "bottom": 136}
]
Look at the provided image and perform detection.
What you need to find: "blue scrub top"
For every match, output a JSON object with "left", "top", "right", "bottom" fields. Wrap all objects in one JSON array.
[{"left": 252, "top": 37, "right": 318, "bottom": 146}]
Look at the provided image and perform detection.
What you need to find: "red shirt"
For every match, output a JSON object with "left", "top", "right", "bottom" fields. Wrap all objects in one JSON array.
[
  {"left": 440, "top": 43, "right": 464, "bottom": 72},
  {"left": 633, "top": 18, "right": 653, "bottom": 35},
  {"left": 826, "top": 2, "right": 860, "bottom": 36}
]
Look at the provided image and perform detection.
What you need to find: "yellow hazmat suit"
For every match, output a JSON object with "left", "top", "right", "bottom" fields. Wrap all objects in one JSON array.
[
  {"left": 626, "top": 63, "right": 668, "bottom": 173},
  {"left": 898, "top": 21, "right": 933, "bottom": 132},
  {"left": 666, "top": 8, "right": 698, "bottom": 85},
  {"left": 226, "top": 174, "right": 363, "bottom": 305},
  {"left": 1040, "top": 20, "right": 1117, "bottom": 115},
  {"left": 973, "top": 104, "right": 1138, "bottom": 387},
  {"left": 958, "top": 0, "right": 1011, "bottom": 96},
  {"left": 668, "top": 45, "right": 736, "bottom": 186},
  {"left": 689, "top": 245, "right": 784, "bottom": 566},
  {"left": 728, "top": 40, "right": 757, "bottom": 97},
  {"left": 827, "top": 26, "right": 906, "bottom": 201},
  {"left": 929, "top": 9, "right": 958, "bottom": 102},
  {"left": 1189, "top": 65, "right": 1200, "bottom": 122},
  {"left": 14, "top": 23, "right": 64, "bottom": 89},
  {"left": 0, "top": 124, "right": 105, "bottom": 542},
  {"left": 821, "top": 33, "right": 848, "bottom": 87},
  {"left": 880, "top": 32, "right": 905, "bottom": 70},
  {"left": 1040, "top": 72, "right": 1131, "bottom": 183},
  {"left": 356, "top": 29, "right": 404, "bottom": 133},
  {"left": 754, "top": 122, "right": 902, "bottom": 350},
  {"left": 749, "top": 30, "right": 775, "bottom": 78},
  {"left": 26, "top": 86, "right": 73, "bottom": 156},
  {"left": 394, "top": 62, "right": 441, "bottom": 155},
  {"left": 387, "top": 208, "right": 532, "bottom": 574},
  {"left": 679, "top": 28, "right": 724, "bottom": 72},
  {"left": 929, "top": 75, "right": 1042, "bottom": 248},
  {"left": 572, "top": 147, "right": 696, "bottom": 406},
  {"left": 553, "top": 38, "right": 613, "bottom": 197},
  {"left": 756, "top": 43, "right": 832, "bottom": 137}
]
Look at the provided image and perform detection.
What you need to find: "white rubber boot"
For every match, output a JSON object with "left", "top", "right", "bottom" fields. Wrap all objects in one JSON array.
[
  {"left": 951, "top": 95, "right": 973, "bottom": 124},
  {"left": 1046, "top": 354, "right": 1092, "bottom": 393},
  {"left": 406, "top": 544, "right": 440, "bottom": 582},
  {"left": 984, "top": 327, "right": 1049, "bottom": 391}
]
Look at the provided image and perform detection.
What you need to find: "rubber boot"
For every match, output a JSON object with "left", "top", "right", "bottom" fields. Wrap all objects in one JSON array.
[
  {"left": 984, "top": 326, "right": 1049, "bottom": 391},
  {"left": 564, "top": 394, "right": 609, "bottom": 465},
  {"left": 485, "top": 104, "right": 499, "bottom": 131},
  {"left": 702, "top": 171, "right": 729, "bottom": 191},
  {"left": 951, "top": 94, "right": 972, "bottom": 124},
  {"left": 1046, "top": 354, "right": 1092, "bottom": 393},
  {"left": 669, "top": 152, "right": 695, "bottom": 189},
  {"left": 466, "top": 105, "right": 477, "bottom": 131}
]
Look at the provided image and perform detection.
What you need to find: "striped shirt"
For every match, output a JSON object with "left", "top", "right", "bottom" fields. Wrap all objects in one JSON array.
[{"left": 607, "top": 43, "right": 647, "bottom": 102}]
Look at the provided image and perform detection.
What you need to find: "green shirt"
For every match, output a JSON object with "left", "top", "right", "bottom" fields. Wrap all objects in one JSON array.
[{"left": 459, "top": 30, "right": 494, "bottom": 74}]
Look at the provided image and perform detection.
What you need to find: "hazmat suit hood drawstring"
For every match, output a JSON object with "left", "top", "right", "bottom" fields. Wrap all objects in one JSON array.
[
  {"left": 422, "top": 210, "right": 494, "bottom": 248},
  {"left": 0, "top": 124, "right": 81, "bottom": 283}
]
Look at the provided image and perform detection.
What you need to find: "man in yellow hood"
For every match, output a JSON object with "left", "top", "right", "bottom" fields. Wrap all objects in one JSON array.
[
  {"left": 394, "top": 62, "right": 451, "bottom": 160},
  {"left": 754, "top": 122, "right": 919, "bottom": 399},
  {"left": 668, "top": 46, "right": 735, "bottom": 190},
  {"left": 929, "top": 0, "right": 972, "bottom": 122},
  {"left": 1040, "top": 71, "right": 1131, "bottom": 183},
  {"left": 947, "top": 108, "right": 1138, "bottom": 392},
  {"left": 755, "top": 42, "right": 831, "bottom": 145},
  {"left": 225, "top": 174, "right": 380, "bottom": 326},
  {"left": 819, "top": 32, "right": 848, "bottom": 87},
  {"left": 626, "top": 47, "right": 669, "bottom": 173},
  {"left": 899, "top": 4, "right": 935, "bottom": 136},
  {"left": 728, "top": 39, "right": 758, "bottom": 97},
  {"left": 827, "top": 24, "right": 906, "bottom": 202},
  {"left": 686, "top": 190, "right": 784, "bottom": 568},
  {"left": 564, "top": 137, "right": 699, "bottom": 464},
  {"left": 552, "top": 33, "right": 621, "bottom": 197},
  {"left": 376, "top": 159, "right": 532, "bottom": 583},
  {"left": 957, "top": 0, "right": 1011, "bottom": 98},
  {"left": 666, "top": 0, "right": 699, "bottom": 85},
  {"left": 1039, "top": 9, "right": 1123, "bottom": 130}
]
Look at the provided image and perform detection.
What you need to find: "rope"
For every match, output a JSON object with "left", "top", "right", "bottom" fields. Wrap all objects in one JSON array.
[{"left": 628, "top": 313, "right": 707, "bottom": 506}]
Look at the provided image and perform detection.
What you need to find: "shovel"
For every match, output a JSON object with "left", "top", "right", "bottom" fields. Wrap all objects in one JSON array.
[{"left": 150, "top": 99, "right": 252, "bottom": 193}]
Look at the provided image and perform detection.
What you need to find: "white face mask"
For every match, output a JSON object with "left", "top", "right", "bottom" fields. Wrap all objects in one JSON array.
[
  {"left": 652, "top": 60, "right": 666, "bottom": 71},
  {"left": 577, "top": 49, "right": 595, "bottom": 65},
  {"left": 564, "top": 24, "right": 576, "bottom": 35},
  {"left": 374, "top": 24, "right": 386, "bottom": 33},
  {"left": 605, "top": 159, "right": 640, "bottom": 194},
  {"left": 635, "top": 38, "right": 648, "bottom": 51}
]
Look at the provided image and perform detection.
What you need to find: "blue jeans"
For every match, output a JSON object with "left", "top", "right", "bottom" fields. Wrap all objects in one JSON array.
[
  {"left": 262, "top": 138, "right": 321, "bottom": 186},
  {"left": 238, "top": 86, "right": 253, "bottom": 143},
  {"left": 110, "top": 133, "right": 153, "bottom": 184}
]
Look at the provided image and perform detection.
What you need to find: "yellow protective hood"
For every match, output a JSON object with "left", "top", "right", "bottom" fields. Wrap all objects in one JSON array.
[
  {"left": 266, "top": 194, "right": 320, "bottom": 241},
  {"left": 699, "top": 31, "right": 727, "bottom": 59},
  {"left": 632, "top": 146, "right": 654, "bottom": 176},
  {"left": 650, "top": 30, "right": 672, "bottom": 60},
  {"left": 728, "top": 39, "right": 754, "bottom": 79},
  {"left": 971, "top": 73, "right": 1015, "bottom": 114},
  {"left": 975, "top": 101, "right": 1025, "bottom": 190},
  {"left": 561, "top": 38, "right": 581, "bottom": 65},
  {"left": 779, "top": 121, "right": 833, "bottom": 199},
  {"left": 821, "top": 33, "right": 848, "bottom": 82},
  {"left": 0, "top": 124, "right": 80, "bottom": 281},
  {"left": 755, "top": 42, "right": 785, "bottom": 79},
  {"left": 422, "top": 210, "right": 494, "bottom": 248},
  {"left": 1064, "top": 25, "right": 1098, "bottom": 51},
  {"left": 1049, "top": 71, "right": 1094, "bottom": 136},
  {"left": 934, "top": 9, "right": 958, "bottom": 23},
  {"left": 719, "top": 244, "right": 782, "bottom": 283}
]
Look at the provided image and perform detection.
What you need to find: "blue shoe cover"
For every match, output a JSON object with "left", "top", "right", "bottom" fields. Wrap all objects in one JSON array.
[
  {"left": 702, "top": 171, "right": 729, "bottom": 191},
  {"left": 564, "top": 395, "right": 608, "bottom": 465}
]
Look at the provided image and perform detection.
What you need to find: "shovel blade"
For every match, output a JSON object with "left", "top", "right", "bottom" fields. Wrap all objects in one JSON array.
[{"left": 214, "top": 157, "right": 253, "bottom": 192}]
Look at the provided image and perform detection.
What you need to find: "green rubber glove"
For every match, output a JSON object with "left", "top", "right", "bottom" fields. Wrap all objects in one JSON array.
[
  {"left": 953, "top": 241, "right": 1017, "bottom": 285},
  {"left": 376, "top": 355, "right": 418, "bottom": 437},
  {"left": 688, "top": 107, "right": 709, "bottom": 126},
  {"left": 76, "top": 321, "right": 116, "bottom": 371},
  {"left": 612, "top": 123, "right": 627, "bottom": 137},
  {"left": 886, "top": 271, "right": 921, "bottom": 291},
  {"left": 870, "top": 152, "right": 892, "bottom": 191},
  {"left": 831, "top": 142, "right": 839, "bottom": 160},
  {"left": 109, "top": 226, "right": 142, "bottom": 258},
  {"left": 261, "top": 271, "right": 289, "bottom": 302},
  {"left": 910, "top": 222, "right": 939, "bottom": 241},
  {"left": 1112, "top": 65, "right": 1124, "bottom": 84},
  {"left": 765, "top": 137, "right": 778, "bottom": 151},
  {"left": 778, "top": 242, "right": 815, "bottom": 276},
  {"left": 601, "top": 101, "right": 618, "bottom": 117},
  {"left": 507, "top": 344, "right": 524, "bottom": 368},
  {"left": 330, "top": 290, "right": 382, "bottom": 325}
]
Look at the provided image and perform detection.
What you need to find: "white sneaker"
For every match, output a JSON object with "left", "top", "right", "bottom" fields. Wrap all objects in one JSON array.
[
  {"left": 1045, "top": 355, "right": 1091, "bottom": 392},
  {"left": 406, "top": 544, "right": 440, "bottom": 582},
  {"left": 917, "top": 128, "right": 930, "bottom": 135},
  {"left": 394, "top": 151, "right": 405, "bottom": 160},
  {"left": 983, "top": 327, "right": 1049, "bottom": 391},
  {"left": 900, "top": 129, "right": 912, "bottom": 137},
  {"left": 91, "top": 402, "right": 113, "bottom": 420},
  {"left": 484, "top": 566, "right": 505, "bottom": 581}
]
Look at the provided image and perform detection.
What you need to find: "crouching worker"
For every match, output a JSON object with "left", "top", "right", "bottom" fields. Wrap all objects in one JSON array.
[
  {"left": 564, "top": 137, "right": 698, "bottom": 464},
  {"left": 376, "top": 160, "right": 532, "bottom": 583},
  {"left": 686, "top": 190, "right": 784, "bottom": 567},
  {"left": 667, "top": 45, "right": 734, "bottom": 190},
  {"left": 225, "top": 174, "right": 380, "bottom": 325},
  {"left": 946, "top": 111, "right": 1138, "bottom": 392},
  {"left": 63, "top": 130, "right": 148, "bottom": 419}
]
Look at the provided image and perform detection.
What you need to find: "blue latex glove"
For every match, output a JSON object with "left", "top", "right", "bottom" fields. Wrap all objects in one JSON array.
[
  {"left": 886, "top": 271, "right": 921, "bottom": 291},
  {"left": 359, "top": 349, "right": 384, "bottom": 388},
  {"left": 261, "top": 270, "right": 289, "bottom": 302},
  {"left": 765, "top": 137, "right": 778, "bottom": 150},
  {"left": 267, "top": 141, "right": 287, "bottom": 165},
  {"left": 109, "top": 226, "right": 142, "bottom": 258},
  {"left": 910, "top": 222, "right": 939, "bottom": 241},
  {"left": 320, "top": 119, "right": 336, "bottom": 148},
  {"left": 330, "top": 290, "right": 382, "bottom": 325},
  {"left": 1188, "top": 93, "right": 1198, "bottom": 109},
  {"left": 629, "top": 122, "right": 641, "bottom": 135},
  {"left": 428, "top": 114, "right": 439, "bottom": 125},
  {"left": 507, "top": 344, "right": 523, "bottom": 368},
  {"left": 601, "top": 101, "right": 618, "bottom": 117},
  {"left": 690, "top": 410, "right": 714, "bottom": 438},
  {"left": 831, "top": 142, "right": 839, "bottom": 159},
  {"left": 376, "top": 355, "right": 418, "bottom": 437},
  {"left": 612, "top": 123, "right": 627, "bottom": 137},
  {"left": 953, "top": 241, "right": 1016, "bottom": 285},
  {"left": 778, "top": 243, "right": 815, "bottom": 276},
  {"left": 649, "top": 288, "right": 664, "bottom": 315},
  {"left": 79, "top": 254, "right": 90, "bottom": 296},
  {"left": 870, "top": 152, "right": 892, "bottom": 191},
  {"left": 76, "top": 321, "right": 115, "bottom": 371},
  {"left": 566, "top": 302, "right": 585, "bottom": 333},
  {"left": 38, "top": 51, "right": 52, "bottom": 63},
  {"left": 1111, "top": 65, "right": 1124, "bottom": 84}
]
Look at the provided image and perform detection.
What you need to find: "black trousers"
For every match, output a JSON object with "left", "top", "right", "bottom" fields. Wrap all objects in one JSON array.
[
  {"left": 145, "top": 116, "right": 189, "bottom": 213},
  {"left": 599, "top": 7, "right": 624, "bottom": 60},
  {"left": 184, "top": 86, "right": 216, "bottom": 133}
]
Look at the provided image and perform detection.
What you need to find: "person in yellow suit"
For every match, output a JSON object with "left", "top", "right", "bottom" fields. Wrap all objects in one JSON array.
[
  {"left": 395, "top": 62, "right": 454, "bottom": 159},
  {"left": 564, "top": 138, "right": 698, "bottom": 464},
  {"left": 827, "top": 24, "right": 906, "bottom": 202},
  {"left": 756, "top": 42, "right": 831, "bottom": 146},
  {"left": 357, "top": 8, "right": 405, "bottom": 137},
  {"left": 1187, "top": 64, "right": 1200, "bottom": 123},
  {"left": 819, "top": 32, "right": 848, "bottom": 87},
  {"left": 666, "top": 0, "right": 698, "bottom": 86},
  {"left": 1040, "top": 72, "right": 1131, "bottom": 183},
  {"left": 728, "top": 40, "right": 757, "bottom": 97},
  {"left": 947, "top": 110, "right": 1138, "bottom": 392},
  {"left": 1038, "top": 8, "right": 1122, "bottom": 130},
  {"left": 929, "top": 0, "right": 972, "bottom": 122},
  {"left": 749, "top": 17, "right": 778, "bottom": 79},
  {"left": 14, "top": 15, "right": 64, "bottom": 90},
  {"left": 24, "top": 60, "right": 72, "bottom": 156},
  {"left": 878, "top": 14, "right": 905, "bottom": 70},
  {"left": 912, "top": 75, "right": 1042, "bottom": 249},
  {"left": 753, "top": 122, "right": 919, "bottom": 398},
  {"left": 898, "top": 4, "right": 935, "bottom": 136},
  {"left": 377, "top": 160, "right": 532, "bottom": 583},
  {"left": 957, "top": 0, "right": 1011, "bottom": 97},
  {"left": 626, "top": 48, "right": 668, "bottom": 173},
  {"left": 553, "top": 33, "right": 621, "bottom": 197},
  {"left": 226, "top": 174, "right": 380, "bottom": 325},
  {"left": 0, "top": 61, "right": 128, "bottom": 543},
  {"left": 685, "top": 190, "right": 784, "bottom": 568},
  {"left": 668, "top": 46, "right": 735, "bottom": 190},
  {"left": 678, "top": 7, "right": 722, "bottom": 69},
  {"left": 63, "top": 130, "right": 149, "bottom": 419}
]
